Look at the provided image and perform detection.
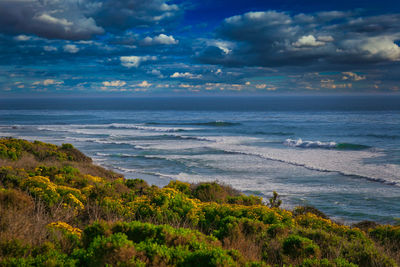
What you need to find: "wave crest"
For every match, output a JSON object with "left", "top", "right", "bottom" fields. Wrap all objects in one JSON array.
[
  {"left": 284, "top": 138, "right": 337, "bottom": 148},
  {"left": 284, "top": 138, "right": 370, "bottom": 150}
]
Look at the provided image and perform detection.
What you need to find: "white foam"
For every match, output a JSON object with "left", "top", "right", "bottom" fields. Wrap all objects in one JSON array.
[
  {"left": 109, "top": 123, "right": 197, "bottom": 132},
  {"left": 209, "top": 142, "right": 400, "bottom": 185},
  {"left": 284, "top": 138, "right": 337, "bottom": 148}
]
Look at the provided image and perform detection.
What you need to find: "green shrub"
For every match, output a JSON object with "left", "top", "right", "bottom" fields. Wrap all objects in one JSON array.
[
  {"left": 369, "top": 225, "right": 400, "bottom": 247},
  {"left": 1, "top": 247, "right": 77, "bottom": 267},
  {"left": 351, "top": 220, "right": 379, "bottom": 231},
  {"left": 282, "top": 234, "right": 320, "bottom": 259},
  {"left": 125, "top": 178, "right": 149, "bottom": 193},
  {"left": 0, "top": 239, "right": 30, "bottom": 258},
  {"left": 0, "top": 167, "right": 29, "bottom": 188},
  {"left": 180, "top": 247, "right": 240, "bottom": 267},
  {"left": 61, "top": 143, "right": 74, "bottom": 149},
  {"left": 192, "top": 182, "right": 239, "bottom": 202},
  {"left": 299, "top": 258, "right": 358, "bottom": 267},
  {"left": 74, "top": 232, "right": 139, "bottom": 266},
  {"left": 268, "top": 191, "right": 282, "bottom": 208},
  {"left": 226, "top": 195, "right": 262, "bottom": 206}
]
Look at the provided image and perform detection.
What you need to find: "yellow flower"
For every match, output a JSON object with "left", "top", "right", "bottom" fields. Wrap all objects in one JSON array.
[
  {"left": 84, "top": 174, "right": 104, "bottom": 183},
  {"left": 66, "top": 193, "right": 84, "bottom": 210},
  {"left": 48, "top": 221, "right": 82, "bottom": 238}
]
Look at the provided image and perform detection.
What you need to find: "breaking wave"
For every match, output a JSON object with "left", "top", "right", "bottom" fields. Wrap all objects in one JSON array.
[{"left": 284, "top": 138, "right": 370, "bottom": 150}]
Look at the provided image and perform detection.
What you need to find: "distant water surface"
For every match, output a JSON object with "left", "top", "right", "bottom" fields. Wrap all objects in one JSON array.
[{"left": 1, "top": 96, "right": 399, "bottom": 224}]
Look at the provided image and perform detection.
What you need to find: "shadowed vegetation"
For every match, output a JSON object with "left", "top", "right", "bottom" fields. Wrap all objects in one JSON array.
[{"left": 0, "top": 138, "right": 398, "bottom": 266}]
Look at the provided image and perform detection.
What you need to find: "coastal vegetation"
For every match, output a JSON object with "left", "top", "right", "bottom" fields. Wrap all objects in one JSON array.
[{"left": 0, "top": 137, "right": 399, "bottom": 266}]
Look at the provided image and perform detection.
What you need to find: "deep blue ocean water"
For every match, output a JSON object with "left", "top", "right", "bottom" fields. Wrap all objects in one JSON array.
[{"left": 1, "top": 96, "right": 399, "bottom": 224}]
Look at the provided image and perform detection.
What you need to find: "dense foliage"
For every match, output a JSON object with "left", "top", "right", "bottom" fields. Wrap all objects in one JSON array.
[{"left": 0, "top": 138, "right": 398, "bottom": 266}]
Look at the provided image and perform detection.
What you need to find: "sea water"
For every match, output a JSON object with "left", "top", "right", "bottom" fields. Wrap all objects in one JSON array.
[{"left": 0, "top": 96, "right": 399, "bottom": 224}]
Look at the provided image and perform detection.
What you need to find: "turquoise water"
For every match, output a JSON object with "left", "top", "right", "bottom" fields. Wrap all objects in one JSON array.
[{"left": 0, "top": 96, "right": 399, "bottom": 224}]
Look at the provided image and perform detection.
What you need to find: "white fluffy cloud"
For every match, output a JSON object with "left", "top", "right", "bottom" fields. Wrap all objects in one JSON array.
[
  {"left": 44, "top": 46, "right": 57, "bottom": 52},
  {"left": 14, "top": 35, "right": 31, "bottom": 41},
  {"left": 170, "top": 72, "right": 202, "bottom": 79},
  {"left": 361, "top": 37, "right": 400, "bottom": 61},
  {"left": 120, "top": 56, "right": 157, "bottom": 68},
  {"left": 32, "top": 79, "right": 63, "bottom": 86},
  {"left": 137, "top": 81, "right": 151, "bottom": 87},
  {"left": 293, "top": 35, "right": 325, "bottom": 47},
  {"left": 63, "top": 44, "right": 80, "bottom": 53},
  {"left": 142, "top": 34, "right": 178, "bottom": 45},
  {"left": 102, "top": 80, "right": 126, "bottom": 87}
]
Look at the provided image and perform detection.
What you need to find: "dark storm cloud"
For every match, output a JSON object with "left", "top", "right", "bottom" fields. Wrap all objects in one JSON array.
[
  {"left": 197, "top": 11, "right": 400, "bottom": 67},
  {"left": 0, "top": 0, "right": 104, "bottom": 40},
  {"left": 0, "top": 0, "right": 181, "bottom": 40},
  {"left": 94, "top": 0, "right": 181, "bottom": 30}
]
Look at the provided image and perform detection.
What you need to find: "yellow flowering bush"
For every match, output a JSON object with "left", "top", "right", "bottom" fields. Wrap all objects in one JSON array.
[
  {"left": 84, "top": 174, "right": 104, "bottom": 184},
  {"left": 48, "top": 221, "right": 82, "bottom": 238},
  {"left": 22, "top": 175, "right": 60, "bottom": 205},
  {"left": 65, "top": 193, "right": 85, "bottom": 210}
]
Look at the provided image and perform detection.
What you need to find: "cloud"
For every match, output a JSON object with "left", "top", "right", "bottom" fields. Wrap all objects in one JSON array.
[
  {"left": 142, "top": 34, "right": 178, "bottom": 45},
  {"left": 0, "top": 0, "right": 180, "bottom": 40},
  {"left": 14, "top": 35, "right": 31, "bottom": 41},
  {"left": 170, "top": 72, "right": 202, "bottom": 79},
  {"left": 120, "top": 55, "right": 157, "bottom": 68},
  {"left": 317, "top": 36, "right": 334, "bottom": 42},
  {"left": 102, "top": 80, "right": 126, "bottom": 87},
  {"left": 292, "top": 35, "right": 325, "bottom": 47},
  {"left": 321, "top": 82, "right": 352, "bottom": 89},
  {"left": 255, "top": 84, "right": 267, "bottom": 89},
  {"left": 316, "top": 11, "right": 350, "bottom": 21},
  {"left": 93, "top": 0, "right": 181, "bottom": 30},
  {"left": 197, "top": 10, "right": 400, "bottom": 67},
  {"left": 342, "top": 72, "right": 366, "bottom": 81},
  {"left": 149, "top": 69, "right": 164, "bottom": 77},
  {"left": 63, "top": 44, "right": 80, "bottom": 53},
  {"left": 0, "top": 0, "right": 104, "bottom": 40},
  {"left": 360, "top": 37, "right": 400, "bottom": 61},
  {"left": 179, "top": 84, "right": 193, "bottom": 88},
  {"left": 32, "top": 79, "right": 63, "bottom": 86},
  {"left": 137, "top": 81, "right": 151, "bottom": 87},
  {"left": 203, "top": 39, "right": 234, "bottom": 54},
  {"left": 44, "top": 46, "right": 57, "bottom": 52}
]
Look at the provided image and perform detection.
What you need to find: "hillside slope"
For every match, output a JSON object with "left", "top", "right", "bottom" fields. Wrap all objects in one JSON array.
[{"left": 0, "top": 138, "right": 399, "bottom": 266}]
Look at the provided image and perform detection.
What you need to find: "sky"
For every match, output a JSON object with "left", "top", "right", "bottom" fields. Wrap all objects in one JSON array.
[{"left": 1, "top": 0, "right": 400, "bottom": 96}]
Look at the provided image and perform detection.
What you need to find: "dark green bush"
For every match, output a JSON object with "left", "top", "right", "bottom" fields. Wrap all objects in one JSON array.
[
  {"left": 282, "top": 234, "right": 320, "bottom": 258},
  {"left": 125, "top": 178, "right": 149, "bottom": 193},
  {"left": 192, "top": 181, "right": 239, "bottom": 202},
  {"left": 268, "top": 191, "right": 282, "bottom": 208},
  {"left": 61, "top": 143, "right": 74, "bottom": 150}
]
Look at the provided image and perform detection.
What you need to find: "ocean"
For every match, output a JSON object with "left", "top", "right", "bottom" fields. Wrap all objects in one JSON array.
[{"left": 1, "top": 96, "right": 399, "bottom": 224}]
